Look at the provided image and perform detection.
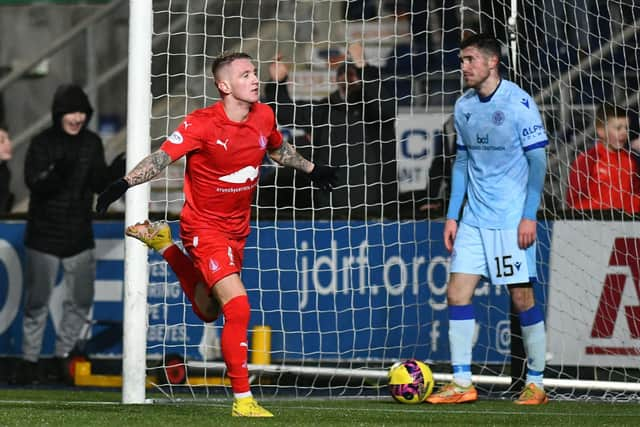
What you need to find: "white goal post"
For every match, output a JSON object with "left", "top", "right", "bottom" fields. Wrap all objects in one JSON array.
[
  {"left": 122, "top": 0, "right": 640, "bottom": 403},
  {"left": 122, "top": 0, "right": 152, "bottom": 404}
]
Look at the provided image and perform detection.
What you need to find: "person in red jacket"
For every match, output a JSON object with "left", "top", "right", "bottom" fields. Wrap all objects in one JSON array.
[{"left": 566, "top": 103, "right": 640, "bottom": 214}]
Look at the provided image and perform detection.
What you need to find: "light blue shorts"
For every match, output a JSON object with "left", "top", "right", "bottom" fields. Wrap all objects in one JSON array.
[{"left": 450, "top": 222, "right": 537, "bottom": 285}]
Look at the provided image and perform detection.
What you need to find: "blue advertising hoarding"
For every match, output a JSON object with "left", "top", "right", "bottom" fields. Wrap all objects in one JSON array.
[{"left": 0, "top": 220, "right": 550, "bottom": 363}]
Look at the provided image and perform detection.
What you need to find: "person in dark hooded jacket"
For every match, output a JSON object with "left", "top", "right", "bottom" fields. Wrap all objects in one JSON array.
[
  {"left": 263, "top": 43, "right": 397, "bottom": 219},
  {"left": 0, "top": 121, "right": 13, "bottom": 214},
  {"left": 10, "top": 84, "right": 124, "bottom": 385}
]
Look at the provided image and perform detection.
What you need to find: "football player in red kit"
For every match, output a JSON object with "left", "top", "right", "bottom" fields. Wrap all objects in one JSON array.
[{"left": 97, "top": 52, "right": 337, "bottom": 417}]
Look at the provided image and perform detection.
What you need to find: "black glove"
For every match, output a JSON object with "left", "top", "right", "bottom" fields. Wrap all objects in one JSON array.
[
  {"left": 96, "top": 178, "right": 129, "bottom": 214},
  {"left": 108, "top": 152, "right": 126, "bottom": 180},
  {"left": 308, "top": 164, "right": 338, "bottom": 192}
]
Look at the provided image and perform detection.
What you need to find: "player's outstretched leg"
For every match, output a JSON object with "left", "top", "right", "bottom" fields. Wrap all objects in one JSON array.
[
  {"left": 125, "top": 220, "right": 173, "bottom": 252},
  {"left": 425, "top": 382, "right": 478, "bottom": 404},
  {"left": 515, "top": 383, "right": 548, "bottom": 405},
  {"left": 125, "top": 220, "right": 220, "bottom": 322}
]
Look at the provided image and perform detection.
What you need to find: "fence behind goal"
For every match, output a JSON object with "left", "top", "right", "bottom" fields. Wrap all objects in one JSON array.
[{"left": 122, "top": 0, "right": 640, "bottom": 403}]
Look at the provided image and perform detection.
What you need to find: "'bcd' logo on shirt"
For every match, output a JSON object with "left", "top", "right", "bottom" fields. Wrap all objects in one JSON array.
[{"left": 476, "top": 134, "right": 489, "bottom": 145}]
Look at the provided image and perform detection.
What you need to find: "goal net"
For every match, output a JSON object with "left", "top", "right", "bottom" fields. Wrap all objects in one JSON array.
[{"left": 124, "top": 0, "right": 640, "bottom": 402}]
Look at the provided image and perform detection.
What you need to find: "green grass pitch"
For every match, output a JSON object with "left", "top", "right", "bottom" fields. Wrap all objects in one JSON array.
[{"left": 0, "top": 389, "right": 638, "bottom": 426}]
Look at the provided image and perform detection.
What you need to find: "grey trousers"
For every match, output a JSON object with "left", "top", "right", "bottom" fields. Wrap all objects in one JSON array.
[{"left": 22, "top": 248, "right": 95, "bottom": 362}]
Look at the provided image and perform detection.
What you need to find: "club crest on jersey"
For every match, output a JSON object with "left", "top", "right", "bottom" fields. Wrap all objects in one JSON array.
[
  {"left": 168, "top": 131, "right": 183, "bottom": 144},
  {"left": 258, "top": 134, "right": 267, "bottom": 149},
  {"left": 492, "top": 111, "right": 505, "bottom": 125}
]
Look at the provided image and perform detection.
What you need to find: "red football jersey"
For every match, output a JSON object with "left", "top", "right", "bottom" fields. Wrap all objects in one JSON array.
[{"left": 161, "top": 101, "right": 283, "bottom": 237}]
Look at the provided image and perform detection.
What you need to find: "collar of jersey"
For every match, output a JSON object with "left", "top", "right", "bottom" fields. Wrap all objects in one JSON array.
[{"left": 477, "top": 79, "right": 502, "bottom": 103}]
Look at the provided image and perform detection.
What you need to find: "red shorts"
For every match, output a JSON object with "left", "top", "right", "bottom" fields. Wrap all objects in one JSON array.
[{"left": 180, "top": 229, "right": 246, "bottom": 289}]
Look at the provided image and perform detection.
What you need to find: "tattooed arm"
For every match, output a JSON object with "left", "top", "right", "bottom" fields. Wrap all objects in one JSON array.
[
  {"left": 96, "top": 149, "right": 173, "bottom": 213},
  {"left": 268, "top": 141, "right": 314, "bottom": 173},
  {"left": 123, "top": 150, "right": 172, "bottom": 186}
]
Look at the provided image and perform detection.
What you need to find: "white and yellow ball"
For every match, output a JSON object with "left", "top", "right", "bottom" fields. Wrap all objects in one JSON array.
[{"left": 387, "top": 359, "right": 434, "bottom": 404}]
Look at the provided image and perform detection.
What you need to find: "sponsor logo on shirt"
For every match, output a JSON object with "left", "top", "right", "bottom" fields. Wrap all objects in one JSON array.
[
  {"left": 168, "top": 131, "right": 183, "bottom": 144},
  {"left": 216, "top": 138, "right": 229, "bottom": 151},
  {"left": 464, "top": 112, "right": 472, "bottom": 122},
  {"left": 521, "top": 98, "right": 530, "bottom": 108},
  {"left": 219, "top": 165, "right": 260, "bottom": 184},
  {"left": 468, "top": 133, "right": 505, "bottom": 151},
  {"left": 521, "top": 124, "right": 545, "bottom": 138},
  {"left": 183, "top": 121, "right": 192, "bottom": 129}
]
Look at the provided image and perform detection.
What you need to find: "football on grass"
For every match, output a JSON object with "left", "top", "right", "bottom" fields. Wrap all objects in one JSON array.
[{"left": 388, "top": 359, "right": 434, "bottom": 404}]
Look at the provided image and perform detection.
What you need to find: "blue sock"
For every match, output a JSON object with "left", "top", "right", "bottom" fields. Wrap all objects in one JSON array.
[
  {"left": 519, "top": 305, "right": 546, "bottom": 388},
  {"left": 449, "top": 304, "right": 475, "bottom": 387}
]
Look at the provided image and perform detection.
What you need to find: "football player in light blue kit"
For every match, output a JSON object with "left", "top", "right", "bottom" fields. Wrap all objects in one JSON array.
[{"left": 426, "top": 33, "right": 548, "bottom": 405}]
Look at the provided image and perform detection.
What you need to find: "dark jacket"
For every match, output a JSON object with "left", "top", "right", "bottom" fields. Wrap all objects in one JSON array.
[
  {"left": 406, "top": 114, "right": 457, "bottom": 216},
  {"left": 0, "top": 161, "right": 11, "bottom": 214},
  {"left": 24, "top": 84, "right": 112, "bottom": 257},
  {"left": 264, "top": 65, "right": 397, "bottom": 219}
]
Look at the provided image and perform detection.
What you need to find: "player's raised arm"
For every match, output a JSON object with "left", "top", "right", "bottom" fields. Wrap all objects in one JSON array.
[
  {"left": 95, "top": 149, "right": 172, "bottom": 213},
  {"left": 268, "top": 140, "right": 338, "bottom": 192},
  {"left": 124, "top": 149, "right": 173, "bottom": 186}
]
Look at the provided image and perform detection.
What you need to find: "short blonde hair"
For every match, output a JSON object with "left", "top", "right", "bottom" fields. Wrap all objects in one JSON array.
[{"left": 210, "top": 52, "right": 253, "bottom": 81}]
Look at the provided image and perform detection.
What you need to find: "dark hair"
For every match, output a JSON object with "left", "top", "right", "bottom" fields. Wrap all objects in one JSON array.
[
  {"left": 210, "top": 52, "right": 253, "bottom": 80},
  {"left": 0, "top": 121, "right": 7, "bottom": 132},
  {"left": 334, "top": 62, "right": 362, "bottom": 82},
  {"left": 460, "top": 32, "right": 501, "bottom": 59},
  {"left": 596, "top": 102, "right": 628, "bottom": 128}
]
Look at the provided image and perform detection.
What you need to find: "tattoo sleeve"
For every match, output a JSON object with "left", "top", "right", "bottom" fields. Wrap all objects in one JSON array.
[
  {"left": 124, "top": 149, "right": 172, "bottom": 186},
  {"left": 269, "top": 141, "right": 314, "bottom": 173}
]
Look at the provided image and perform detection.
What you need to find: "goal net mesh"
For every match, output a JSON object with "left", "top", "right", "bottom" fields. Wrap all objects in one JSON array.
[{"left": 139, "top": 0, "right": 640, "bottom": 401}]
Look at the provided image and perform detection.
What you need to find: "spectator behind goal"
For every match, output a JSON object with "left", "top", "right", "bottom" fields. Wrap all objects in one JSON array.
[
  {"left": 566, "top": 103, "right": 640, "bottom": 215},
  {"left": 11, "top": 84, "right": 125, "bottom": 386},
  {"left": 0, "top": 121, "right": 13, "bottom": 214},
  {"left": 263, "top": 42, "right": 398, "bottom": 219}
]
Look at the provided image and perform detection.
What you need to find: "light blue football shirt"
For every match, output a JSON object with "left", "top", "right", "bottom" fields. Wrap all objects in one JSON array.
[{"left": 452, "top": 79, "right": 548, "bottom": 229}]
